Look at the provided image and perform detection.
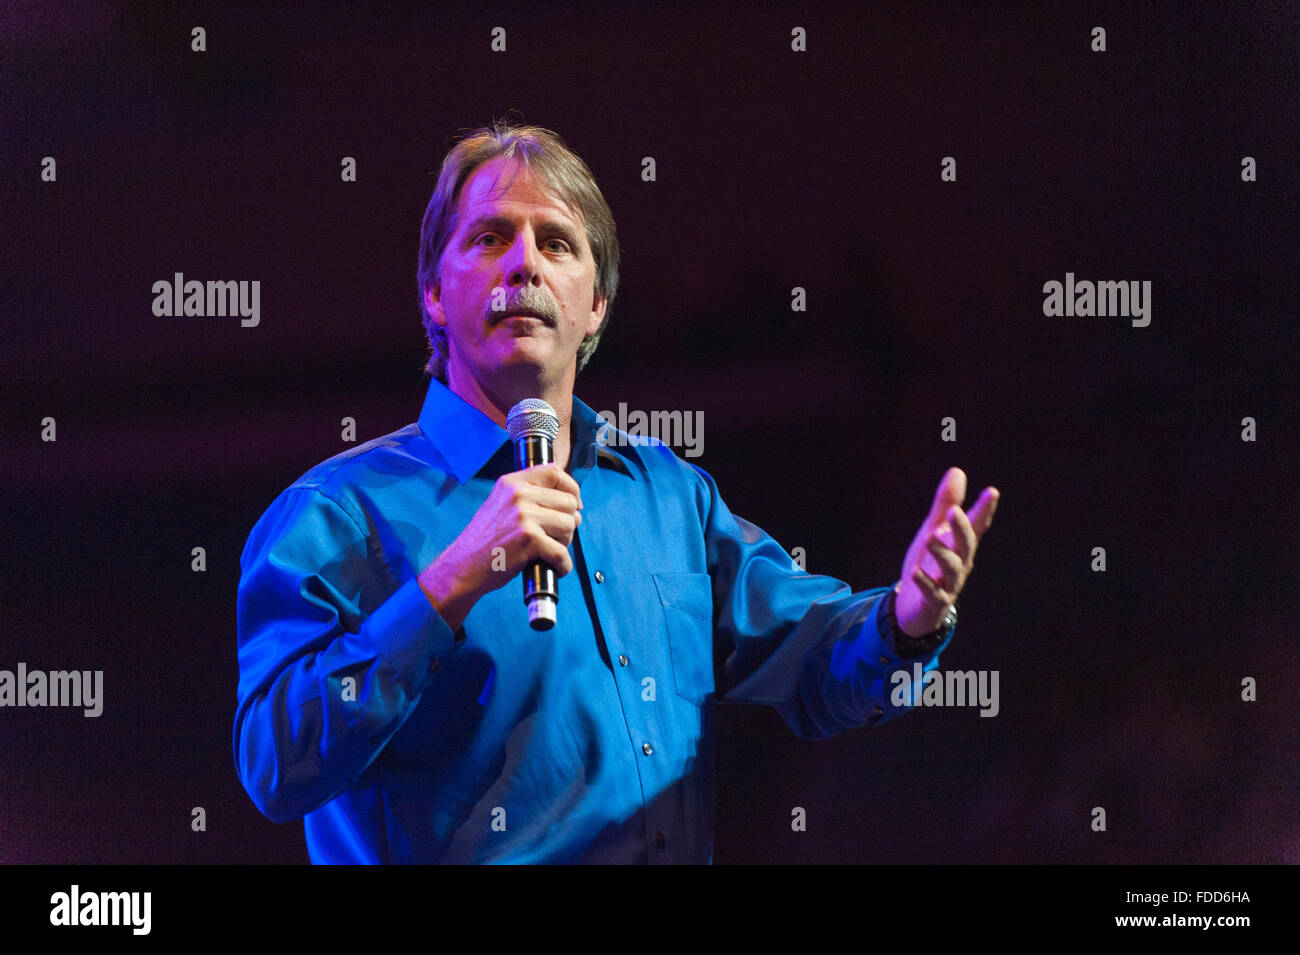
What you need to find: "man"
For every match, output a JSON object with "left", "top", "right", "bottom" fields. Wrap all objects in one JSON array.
[{"left": 234, "top": 120, "right": 999, "bottom": 863}]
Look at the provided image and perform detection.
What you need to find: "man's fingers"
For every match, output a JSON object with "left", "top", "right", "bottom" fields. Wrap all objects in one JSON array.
[
  {"left": 513, "top": 514, "right": 577, "bottom": 574},
  {"left": 925, "top": 467, "right": 967, "bottom": 527},
  {"left": 533, "top": 535, "right": 574, "bottom": 576},
  {"left": 533, "top": 504, "right": 579, "bottom": 538},
  {"left": 524, "top": 486, "right": 584, "bottom": 516},
  {"left": 912, "top": 564, "right": 953, "bottom": 606},
  {"left": 967, "top": 487, "right": 1000, "bottom": 537},
  {"left": 926, "top": 535, "right": 964, "bottom": 589},
  {"left": 521, "top": 463, "right": 583, "bottom": 508},
  {"left": 946, "top": 505, "right": 977, "bottom": 561}
]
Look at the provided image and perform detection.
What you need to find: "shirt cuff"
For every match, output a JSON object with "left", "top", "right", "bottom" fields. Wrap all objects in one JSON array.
[
  {"left": 366, "top": 575, "right": 463, "bottom": 681},
  {"left": 874, "top": 584, "right": 954, "bottom": 660}
]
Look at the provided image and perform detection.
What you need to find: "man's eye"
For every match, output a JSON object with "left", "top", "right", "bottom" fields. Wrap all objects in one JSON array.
[
  {"left": 545, "top": 239, "right": 571, "bottom": 253},
  {"left": 476, "top": 234, "right": 500, "bottom": 247}
]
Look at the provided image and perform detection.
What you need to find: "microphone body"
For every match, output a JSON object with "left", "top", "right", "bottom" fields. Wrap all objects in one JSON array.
[{"left": 506, "top": 399, "right": 561, "bottom": 630}]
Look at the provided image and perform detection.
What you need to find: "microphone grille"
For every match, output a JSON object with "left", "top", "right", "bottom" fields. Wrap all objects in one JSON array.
[{"left": 506, "top": 398, "right": 560, "bottom": 442}]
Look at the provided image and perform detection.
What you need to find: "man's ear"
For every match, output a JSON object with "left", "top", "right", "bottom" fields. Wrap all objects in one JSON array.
[
  {"left": 423, "top": 283, "right": 444, "bottom": 326},
  {"left": 586, "top": 289, "right": 607, "bottom": 337}
]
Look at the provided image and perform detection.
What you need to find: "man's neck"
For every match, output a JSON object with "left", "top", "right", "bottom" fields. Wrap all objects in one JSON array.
[{"left": 446, "top": 367, "right": 577, "bottom": 471}]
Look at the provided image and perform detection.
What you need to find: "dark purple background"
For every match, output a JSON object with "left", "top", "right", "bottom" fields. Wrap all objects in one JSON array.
[{"left": 1, "top": 1, "right": 1296, "bottom": 863}]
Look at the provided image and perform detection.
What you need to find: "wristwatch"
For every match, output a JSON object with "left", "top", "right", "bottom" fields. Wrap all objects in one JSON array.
[{"left": 879, "top": 585, "right": 957, "bottom": 658}]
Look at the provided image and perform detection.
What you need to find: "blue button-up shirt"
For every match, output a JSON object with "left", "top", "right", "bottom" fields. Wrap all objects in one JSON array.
[{"left": 234, "top": 378, "right": 952, "bottom": 863}]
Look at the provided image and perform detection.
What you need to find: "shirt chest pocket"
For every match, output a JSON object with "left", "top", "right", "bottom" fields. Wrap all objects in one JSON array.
[{"left": 652, "top": 572, "right": 714, "bottom": 707}]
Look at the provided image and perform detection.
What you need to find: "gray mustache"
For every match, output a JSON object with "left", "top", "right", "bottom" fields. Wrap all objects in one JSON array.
[{"left": 490, "top": 297, "right": 558, "bottom": 325}]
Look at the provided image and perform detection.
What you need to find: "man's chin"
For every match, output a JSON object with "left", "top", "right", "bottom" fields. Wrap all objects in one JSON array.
[{"left": 485, "top": 343, "right": 576, "bottom": 379}]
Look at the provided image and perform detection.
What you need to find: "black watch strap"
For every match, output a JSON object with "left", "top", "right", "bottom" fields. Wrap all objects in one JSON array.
[{"left": 878, "top": 586, "right": 957, "bottom": 659}]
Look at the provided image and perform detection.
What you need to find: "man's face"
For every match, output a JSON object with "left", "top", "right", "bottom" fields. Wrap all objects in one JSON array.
[{"left": 425, "top": 156, "right": 606, "bottom": 393}]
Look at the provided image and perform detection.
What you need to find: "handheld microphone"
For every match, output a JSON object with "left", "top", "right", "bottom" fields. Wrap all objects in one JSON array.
[{"left": 506, "top": 398, "right": 561, "bottom": 630}]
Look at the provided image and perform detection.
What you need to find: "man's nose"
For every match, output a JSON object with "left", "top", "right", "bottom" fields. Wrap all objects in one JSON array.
[{"left": 502, "top": 229, "right": 543, "bottom": 287}]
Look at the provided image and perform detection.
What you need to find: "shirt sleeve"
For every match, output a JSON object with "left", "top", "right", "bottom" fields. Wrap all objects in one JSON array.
[
  {"left": 233, "top": 485, "right": 461, "bottom": 823},
  {"left": 694, "top": 464, "right": 954, "bottom": 740}
]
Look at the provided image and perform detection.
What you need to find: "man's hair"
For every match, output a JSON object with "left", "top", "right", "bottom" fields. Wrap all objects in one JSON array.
[{"left": 416, "top": 120, "right": 621, "bottom": 381}]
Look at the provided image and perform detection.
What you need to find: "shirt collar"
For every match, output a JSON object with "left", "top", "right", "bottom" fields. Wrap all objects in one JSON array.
[{"left": 417, "top": 377, "right": 634, "bottom": 484}]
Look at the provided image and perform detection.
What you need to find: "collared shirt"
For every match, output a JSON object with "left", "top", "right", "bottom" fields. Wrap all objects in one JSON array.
[{"left": 234, "top": 378, "right": 953, "bottom": 863}]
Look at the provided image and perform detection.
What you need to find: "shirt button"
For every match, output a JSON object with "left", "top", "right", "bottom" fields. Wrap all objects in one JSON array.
[
  {"left": 642, "top": 743, "right": 653, "bottom": 755},
  {"left": 618, "top": 654, "right": 629, "bottom": 666},
  {"left": 655, "top": 831, "right": 667, "bottom": 851},
  {"left": 878, "top": 655, "right": 890, "bottom": 666},
  {"left": 594, "top": 571, "right": 605, "bottom": 583}
]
